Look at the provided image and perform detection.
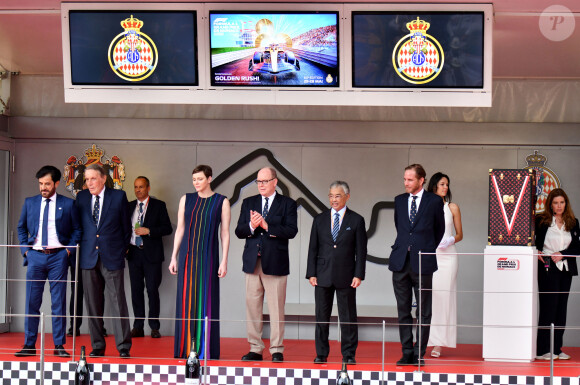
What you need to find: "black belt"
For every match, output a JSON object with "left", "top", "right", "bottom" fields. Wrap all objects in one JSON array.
[
  {"left": 37, "top": 248, "right": 65, "bottom": 254},
  {"left": 130, "top": 244, "right": 144, "bottom": 250}
]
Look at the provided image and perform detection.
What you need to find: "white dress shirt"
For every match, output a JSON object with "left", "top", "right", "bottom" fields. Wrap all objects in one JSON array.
[
  {"left": 543, "top": 216, "right": 572, "bottom": 271},
  {"left": 331, "top": 206, "right": 347, "bottom": 232},
  {"left": 131, "top": 196, "right": 149, "bottom": 245},
  {"left": 33, "top": 192, "right": 65, "bottom": 250},
  {"left": 91, "top": 187, "right": 106, "bottom": 227},
  {"left": 250, "top": 191, "right": 276, "bottom": 233},
  {"left": 408, "top": 188, "right": 425, "bottom": 217}
]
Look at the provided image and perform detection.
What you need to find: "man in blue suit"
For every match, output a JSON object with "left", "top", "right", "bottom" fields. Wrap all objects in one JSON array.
[
  {"left": 76, "top": 163, "right": 132, "bottom": 358},
  {"left": 16, "top": 165, "right": 81, "bottom": 357},
  {"left": 235, "top": 167, "right": 298, "bottom": 363},
  {"left": 389, "top": 164, "right": 444, "bottom": 366}
]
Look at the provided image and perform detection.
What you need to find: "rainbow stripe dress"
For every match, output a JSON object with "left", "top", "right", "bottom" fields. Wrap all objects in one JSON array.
[{"left": 174, "top": 192, "right": 225, "bottom": 359}]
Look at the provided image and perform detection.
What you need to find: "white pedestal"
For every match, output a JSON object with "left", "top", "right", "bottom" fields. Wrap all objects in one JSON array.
[{"left": 482, "top": 245, "right": 537, "bottom": 362}]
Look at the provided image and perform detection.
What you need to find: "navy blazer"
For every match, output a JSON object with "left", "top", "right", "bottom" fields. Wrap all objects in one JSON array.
[
  {"left": 128, "top": 197, "right": 173, "bottom": 263},
  {"left": 535, "top": 216, "right": 580, "bottom": 276},
  {"left": 76, "top": 187, "right": 131, "bottom": 271},
  {"left": 306, "top": 208, "right": 367, "bottom": 289},
  {"left": 389, "top": 191, "right": 445, "bottom": 274},
  {"left": 17, "top": 194, "right": 82, "bottom": 265},
  {"left": 235, "top": 193, "right": 298, "bottom": 276}
]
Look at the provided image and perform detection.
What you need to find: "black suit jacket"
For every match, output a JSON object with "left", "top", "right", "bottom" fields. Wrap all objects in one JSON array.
[
  {"left": 535, "top": 216, "right": 580, "bottom": 276},
  {"left": 235, "top": 193, "right": 298, "bottom": 276},
  {"left": 76, "top": 187, "right": 131, "bottom": 271},
  {"left": 389, "top": 190, "right": 445, "bottom": 274},
  {"left": 128, "top": 197, "right": 173, "bottom": 263},
  {"left": 306, "top": 208, "right": 367, "bottom": 289}
]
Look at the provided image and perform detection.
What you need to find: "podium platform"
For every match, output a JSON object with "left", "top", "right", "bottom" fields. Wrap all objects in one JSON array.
[{"left": 482, "top": 245, "right": 537, "bottom": 362}]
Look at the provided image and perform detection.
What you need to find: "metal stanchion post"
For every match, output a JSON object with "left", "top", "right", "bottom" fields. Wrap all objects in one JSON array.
[
  {"left": 40, "top": 312, "right": 45, "bottom": 385},
  {"left": 381, "top": 320, "right": 385, "bottom": 385},
  {"left": 337, "top": 315, "right": 341, "bottom": 343},
  {"left": 417, "top": 251, "right": 422, "bottom": 372},
  {"left": 204, "top": 316, "right": 209, "bottom": 385},
  {"left": 71, "top": 244, "right": 80, "bottom": 362},
  {"left": 550, "top": 323, "right": 554, "bottom": 385}
]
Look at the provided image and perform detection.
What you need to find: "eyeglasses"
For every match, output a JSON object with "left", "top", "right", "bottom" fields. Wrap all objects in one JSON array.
[
  {"left": 328, "top": 194, "right": 345, "bottom": 199},
  {"left": 255, "top": 178, "right": 276, "bottom": 185}
]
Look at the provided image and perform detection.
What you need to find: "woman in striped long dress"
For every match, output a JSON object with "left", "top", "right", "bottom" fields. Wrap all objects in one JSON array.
[{"left": 169, "top": 164, "right": 231, "bottom": 359}]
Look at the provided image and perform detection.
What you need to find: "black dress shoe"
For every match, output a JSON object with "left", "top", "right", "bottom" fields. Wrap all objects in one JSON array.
[
  {"left": 14, "top": 345, "right": 36, "bottom": 357},
  {"left": 103, "top": 328, "right": 108, "bottom": 337},
  {"left": 119, "top": 349, "right": 130, "bottom": 358},
  {"left": 342, "top": 357, "right": 356, "bottom": 364},
  {"left": 131, "top": 328, "right": 144, "bottom": 338},
  {"left": 54, "top": 345, "right": 70, "bottom": 358},
  {"left": 396, "top": 354, "right": 414, "bottom": 366},
  {"left": 411, "top": 355, "right": 425, "bottom": 366},
  {"left": 151, "top": 329, "right": 161, "bottom": 338},
  {"left": 314, "top": 356, "right": 327, "bottom": 363},
  {"left": 272, "top": 352, "right": 284, "bottom": 362},
  {"left": 241, "top": 351, "right": 263, "bottom": 361},
  {"left": 89, "top": 349, "right": 105, "bottom": 357}
]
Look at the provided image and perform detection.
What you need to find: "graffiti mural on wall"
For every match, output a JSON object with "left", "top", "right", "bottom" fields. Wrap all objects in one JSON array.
[
  {"left": 211, "top": 148, "right": 394, "bottom": 265},
  {"left": 63, "top": 144, "right": 126, "bottom": 198}
]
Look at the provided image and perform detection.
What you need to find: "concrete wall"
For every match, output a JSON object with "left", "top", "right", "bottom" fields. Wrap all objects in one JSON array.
[{"left": 5, "top": 116, "right": 580, "bottom": 346}]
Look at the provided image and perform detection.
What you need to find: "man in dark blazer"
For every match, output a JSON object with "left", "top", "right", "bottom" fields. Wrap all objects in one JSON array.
[
  {"left": 306, "top": 181, "right": 367, "bottom": 364},
  {"left": 389, "top": 164, "right": 445, "bottom": 366},
  {"left": 16, "top": 165, "right": 81, "bottom": 357},
  {"left": 76, "top": 163, "right": 132, "bottom": 358},
  {"left": 235, "top": 167, "right": 298, "bottom": 363},
  {"left": 127, "top": 176, "right": 173, "bottom": 339}
]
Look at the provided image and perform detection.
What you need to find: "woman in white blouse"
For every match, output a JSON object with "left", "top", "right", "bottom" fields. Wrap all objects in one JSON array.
[{"left": 535, "top": 188, "right": 580, "bottom": 360}]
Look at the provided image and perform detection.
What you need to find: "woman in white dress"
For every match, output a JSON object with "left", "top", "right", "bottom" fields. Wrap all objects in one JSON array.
[{"left": 426, "top": 172, "right": 463, "bottom": 358}]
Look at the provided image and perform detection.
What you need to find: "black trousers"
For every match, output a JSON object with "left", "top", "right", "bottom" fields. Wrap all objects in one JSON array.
[
  {"left": 127, "top": 246, "right": 163, "bottom": 330},
  {"left": 314, "top": 285, "right": 358, "bottom": 359},
  {"left": 392, "top": 255, "right": 433, "bottom": 358},
  {"left": 537, "top": 260, "right": 572, "bottom": 355}
]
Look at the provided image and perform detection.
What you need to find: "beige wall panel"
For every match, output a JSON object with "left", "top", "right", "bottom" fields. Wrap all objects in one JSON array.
[{"left": 6, "top": 118, "right": 580, "bottom": 345}]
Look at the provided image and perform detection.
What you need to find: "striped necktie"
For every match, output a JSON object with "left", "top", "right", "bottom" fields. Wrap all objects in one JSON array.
[
  {"left": 136, "top": 202, "right": 144, "bottom": 247},
  {"left": 332, "top": 212, "right": 340, "bottom": 242}
]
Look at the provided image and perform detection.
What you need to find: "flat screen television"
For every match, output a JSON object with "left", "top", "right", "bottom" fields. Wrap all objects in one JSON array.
[
  {"left": 345, "top": 4, "right": 492, "bottom": 92},
  {"left": 208, "top": 10, "right": 339, "bottom": 88},
  {"left": 62, "top": 3, "right": 200, "bottom": 88}
]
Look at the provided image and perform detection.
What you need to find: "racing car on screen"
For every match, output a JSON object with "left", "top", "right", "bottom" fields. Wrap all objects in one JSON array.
[{"left": 248, "top": 44, "right": 300, "bottom": 74}]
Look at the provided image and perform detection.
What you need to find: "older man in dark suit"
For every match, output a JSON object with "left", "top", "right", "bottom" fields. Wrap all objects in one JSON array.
[
  {"left": 127, "top": 176, "right": 172, "bottom": 339},
  {"left": 390, "top": 164, "right": 445, "bottom": 366},
  {"left": 235, "top": 167, "right": 298, "bottom": 363},
  {"left": 16, "top": 165, "right": 82, "bottom": 357},
  {"left": 306, "top": 181, "right": 367, "bottom": 365},
  {"left": 76, "top": 163, "right": 132, "bottom": 358}
]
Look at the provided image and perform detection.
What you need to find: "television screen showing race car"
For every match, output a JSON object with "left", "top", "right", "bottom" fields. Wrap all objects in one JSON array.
[
  {"left": 352, "top": 11, "right": 484, "bottom": 88},
  {"left": 209, "top": 11, "right": 339, "bottom": 87},
  {"left": 68, "top": 10, "right": 198, "bottom": 86}
]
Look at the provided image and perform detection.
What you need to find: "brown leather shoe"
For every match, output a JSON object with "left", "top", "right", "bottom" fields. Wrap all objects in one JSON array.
[
  {"left": 151, "top": 329, "right": 161, "bottom": 338},
  {"left": 131, "top": 328, "right": 144, "bottom": 338}
]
